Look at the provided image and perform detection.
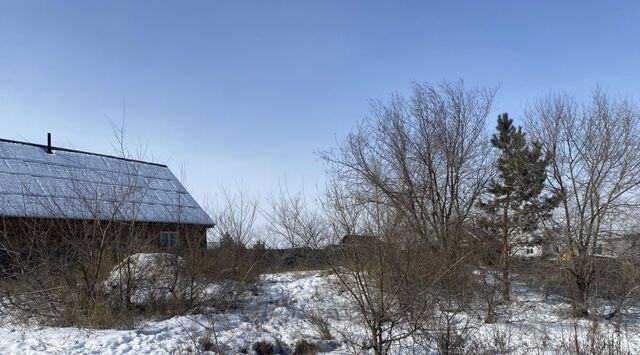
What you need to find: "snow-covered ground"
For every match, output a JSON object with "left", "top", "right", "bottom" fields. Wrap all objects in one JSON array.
[
  {"left": 1, "top": 270, "right": 640, "bottom": 354},
  {"left": 0, "top": 271, "right": 349, "bottom": 354}
]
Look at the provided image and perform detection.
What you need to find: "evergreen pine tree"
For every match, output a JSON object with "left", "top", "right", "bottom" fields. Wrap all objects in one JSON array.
[{"left": 480, "top": 113, "right": 558, "bottom": 302}]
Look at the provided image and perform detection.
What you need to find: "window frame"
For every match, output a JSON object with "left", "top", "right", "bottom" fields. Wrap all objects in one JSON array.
[
  {"left": 160, "top": 231, "right": 179, "bottom": 249},
  {"left": 594, "top": 243, "right": 604, "bottom": 255}
]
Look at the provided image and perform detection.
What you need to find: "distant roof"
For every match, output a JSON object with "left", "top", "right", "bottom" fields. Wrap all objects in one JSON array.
[{"left": 0, "top": 138, "right": 214, "bottom": 226}]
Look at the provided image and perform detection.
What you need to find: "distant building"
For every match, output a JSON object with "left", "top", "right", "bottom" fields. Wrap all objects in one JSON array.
[
  {"left": 594, "top": 233, "right": 640, "bottom": 258},
  {"left": 0, "top": 135, "right": 213, "bottom": 251},
  {"left": 509, "top": 230, "right": 544, "bottom": 258},
  {"left": 463, "top": 227, "right": 543, "bottom": 258},
  {"left": 548, "top": 230, "right": 640, "bottom": 262}
]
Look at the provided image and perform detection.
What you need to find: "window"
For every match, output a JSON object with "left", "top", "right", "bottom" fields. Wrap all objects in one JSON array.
[
  {"left": 526, "top": 247, "right": 534, "bottom": 255},
  {"left": 595, "top": 243, "right": 603, "bottom": 255},
  {"left": 160, "top": 231, "right": 178, "bottom": 249}
]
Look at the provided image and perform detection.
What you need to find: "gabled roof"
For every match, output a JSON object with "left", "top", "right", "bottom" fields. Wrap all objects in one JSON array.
[{"left": 0, "top": 138, "right": 214, "bottom": 226}]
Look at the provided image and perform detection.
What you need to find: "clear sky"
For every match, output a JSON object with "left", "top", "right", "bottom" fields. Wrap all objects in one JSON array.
[{"left": 0, "top": 1, "right": 639, "bottom": 206}]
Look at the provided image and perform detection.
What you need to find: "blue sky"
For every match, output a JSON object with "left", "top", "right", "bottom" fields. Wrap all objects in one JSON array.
[{"left": 0, "top": 1, "right": 639, "bottom": 205}]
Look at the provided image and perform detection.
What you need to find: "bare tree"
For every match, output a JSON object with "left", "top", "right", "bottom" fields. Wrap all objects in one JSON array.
[
  {"left": 213, "top": 186, "right": 259, "bottom": 248},
  {"left": 526, "top": 88, "right": 640, "bottom": 316},
  {"left": 210, "top": 186, "right": 260, "bottom": 278},
  {"left": 320, "top": 80, "right": 496, "bottom": 354},
  {"left": 264, "top": 183, "right": 330, "bottom": 249},
  {"left": 321, "top": 80, "right": 495, "bottom": 251}
]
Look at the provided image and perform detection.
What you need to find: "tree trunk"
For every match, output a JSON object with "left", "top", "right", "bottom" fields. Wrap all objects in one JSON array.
[
  {"left": 573, "top": 260, "right": 591, "bottom": 317},
  {"left": 372, "top": 324, "right": 383, "bottom": 355},
  {"left": 485, "top": 298, "right": 497, "bottom": 324},
  {"left": 502, "top": 199, "right": 510, "bottom": 302}
]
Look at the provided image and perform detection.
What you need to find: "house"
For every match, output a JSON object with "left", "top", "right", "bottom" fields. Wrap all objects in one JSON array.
[
  {"left": 548, "top": 231, "right": 640, "bottom": 262},
  {"left": 0, "top": 135, "right": 214, "bottom": 252},
  {"left": 594, "top": 233, "right": 640, "bottom": 258},
  {"left": 508, "top": 230, "right": 544, "bottom": 258},
  {"left": 463, "top": 226, "right": 544, "bottom": 258}
]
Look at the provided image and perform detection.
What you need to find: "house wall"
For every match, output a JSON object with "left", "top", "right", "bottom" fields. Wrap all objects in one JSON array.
[
  {"left": 0, "top": 216, "right": 208, "bottom": 255},
  {"left": 598, "top": 237, "right": 640, "bottom": 258},
  {"left": 511, "top": 244, "right": 543, "bottom": 258}
]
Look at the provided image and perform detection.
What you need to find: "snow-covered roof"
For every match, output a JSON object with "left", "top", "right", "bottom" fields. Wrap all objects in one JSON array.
[{"left": 0, "top": 138, "right": 214, "bottom": 226}]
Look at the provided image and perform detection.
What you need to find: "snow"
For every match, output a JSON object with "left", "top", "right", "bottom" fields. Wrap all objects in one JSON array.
[
  {"left": 1, "top": 270, "right": 640, "bottom": 354},
  {"left": 104, "top": 253, "right": 185, "bottom": 305},
  {"left": 0, "top": 271, "right": 347, "bottom": 354}
]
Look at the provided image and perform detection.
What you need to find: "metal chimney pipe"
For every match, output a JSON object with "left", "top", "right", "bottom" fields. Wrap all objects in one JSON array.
[{"left": 47, "top": 133, "right": 52, "bottom": 154}]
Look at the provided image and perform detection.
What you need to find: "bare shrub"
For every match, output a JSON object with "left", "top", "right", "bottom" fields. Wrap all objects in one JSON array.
[
  {"left": 209, "top": 186, "right": 261, "bottom": 277},
  {"left": 253, "top": 340, "right": 275, "bottom": 355},
  {"left": 293, "top": 339, "right": 319, "bottom": 355},
  {"left": 306, "top": 311, "right": 334, "bottom": 340},
  {"left": 0, "top": 216, "right": 158, "bottom": 328},
  {"left": 265, "top": 183, "right": 331, "bottom": 249}
]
